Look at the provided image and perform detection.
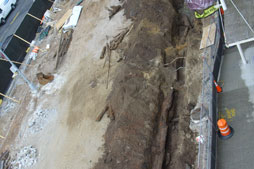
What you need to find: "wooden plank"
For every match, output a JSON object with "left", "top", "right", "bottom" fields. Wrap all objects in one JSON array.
[
  {"left": 200, "top": 23, "right": 216, "bottom": 49},
  {"left": 55, "top": 9, "right": 72, "bottom": 30}
]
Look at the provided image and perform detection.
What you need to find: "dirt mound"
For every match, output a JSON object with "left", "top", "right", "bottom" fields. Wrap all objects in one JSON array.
[{"left": 94, "top": 0, "right": 201, "bottom": 169}]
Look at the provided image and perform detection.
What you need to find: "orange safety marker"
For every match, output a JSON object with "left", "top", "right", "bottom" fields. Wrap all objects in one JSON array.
[
  {"left": 217, "top": 119, "right": 234, "bottom": 140},
  {"left": 220, "top": 8, "right": 224, "bottom": 15},
  {"left": 214, "top": 80, "right": 222, "bottom": 93},
  {"left": 32, "top": 46, "right": 39, "bottom": 53},
  {"left": 40, "top": 16, "right": 45, "bottom": 24}
]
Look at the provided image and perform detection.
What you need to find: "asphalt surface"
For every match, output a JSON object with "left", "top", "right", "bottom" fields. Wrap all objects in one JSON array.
[
  {"left": 217, "top": 43, "right": 254, "bottom": 169},
  {"left": 0, "top": 0, "right": 34, "bottom": 47},
  {"left": 224, "top": 0, "right": 254, "bottom": 46}
]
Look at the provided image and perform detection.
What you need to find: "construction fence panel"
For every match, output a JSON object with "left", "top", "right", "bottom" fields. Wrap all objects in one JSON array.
[{"left": 209, "top": 12, "right": 224, "bottom": 169}]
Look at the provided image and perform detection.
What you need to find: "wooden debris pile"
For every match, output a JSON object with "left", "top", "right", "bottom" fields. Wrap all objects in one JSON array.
[
  {"left": 96, "top": 104, "right": 115, "bottom": 122},
  {"left": 0, "top": 151, "right": 11, "bottom": 169},
  {"left": 100, "top": 25, "right": 133, "bottom": 89},
  {"left": 55, "top": 30, "right": 73, "bottom": 69},
  {"left": 107, "top": 5, "right": 122, "bottom": 19},
  {"left": 96, "top": 25, "right": 133, "bottom": 122}
]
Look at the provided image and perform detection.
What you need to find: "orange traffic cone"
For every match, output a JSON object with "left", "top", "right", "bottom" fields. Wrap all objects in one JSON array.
[
  {"left": 32, "top": 46, "right": 39, "bottom": 54},
  {"left": 214, "top": 80, "right": 222, "bottom": 93},
  {"left": 217, "top": 119, "right": 234, "bottom": 140},
  {"left": 40, "top": 16, "right": 45, "bottom": 25},
  {"left": 220, "top": 8, "right": 224, "bottom": 15}
]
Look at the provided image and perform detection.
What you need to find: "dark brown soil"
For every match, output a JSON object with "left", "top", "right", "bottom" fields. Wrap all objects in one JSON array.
[{"left": 94, "top": 0, "right": 202, "bottom": 169}]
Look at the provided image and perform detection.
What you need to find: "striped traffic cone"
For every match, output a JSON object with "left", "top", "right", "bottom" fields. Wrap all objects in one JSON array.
[
  {"left": 217, "top": 119, "right": 234, "bottom": 140},
  {"left": 32, "top": 46, "right": 39, "bottom": 54},
  {"left": 30, "top": 46, "right": 39, "bottom": 61},
  {"left": 214, "top": 80, "right": 222, "bottom": 93}
]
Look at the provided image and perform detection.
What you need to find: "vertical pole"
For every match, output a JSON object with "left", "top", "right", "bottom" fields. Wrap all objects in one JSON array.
[
  {"left": 236, "top": 43, "right": 247, "bottom": 64},
  {"left": 0, "top": 50, "right": 37, "bottom": 92},
  {"left": 220, "top": 0, "right": 227, "bottom": 11}
]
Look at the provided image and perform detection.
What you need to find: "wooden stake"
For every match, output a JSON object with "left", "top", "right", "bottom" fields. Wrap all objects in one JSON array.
[
  {"left": 13, "top": 34, "right": 31, "bottom": 45},
  {"left": 27, "top": 13, "right": 43, "bottom": 23},
  {"left": 13, "top": 34, "right": 46, "bottom": 52},
  {"left": 108, "top": 104, "right": 115, "bottom": 120},
  {"left": 0, "top": 93, "right": 20, "bottom": 104},
  {"left": 96, "top": 105, "right": 109, "bottom": 122},
  {"left": 0, "top": 58, "right": 33, "bottom": 66},
  {"left": 106, "top": 43, "right": 111, "bottom": 89}
]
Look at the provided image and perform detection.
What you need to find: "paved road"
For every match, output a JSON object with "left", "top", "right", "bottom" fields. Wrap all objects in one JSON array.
[
  {"left": 0, "top": 0, "right": 34, "bottom": 48},
  {"left": 217, "top": 43, "right": 254, "bottom": 169}
]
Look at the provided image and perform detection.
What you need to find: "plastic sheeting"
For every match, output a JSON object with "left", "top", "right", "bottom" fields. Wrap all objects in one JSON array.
[{"left": 186, "top": 0, "right": 215, "bottom": 10}]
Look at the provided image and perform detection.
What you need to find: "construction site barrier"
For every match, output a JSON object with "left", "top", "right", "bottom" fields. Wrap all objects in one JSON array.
[
  {"left": 198, "top": 11, "right": 224, "bottom": 169},
  {"left": 210, "top": 13, "right": 224, "bottom": 169},
  {"left": 0, "top": 0, "right": 53, "bottom": 98}
]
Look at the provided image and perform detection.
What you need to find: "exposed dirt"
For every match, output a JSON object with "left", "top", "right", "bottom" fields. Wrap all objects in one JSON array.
[
  {"left": 93, "top": 0, "right": 202, "bottom": 169},
  {"left": 0, "top": 0, "right": 203, "bottom": 169}
]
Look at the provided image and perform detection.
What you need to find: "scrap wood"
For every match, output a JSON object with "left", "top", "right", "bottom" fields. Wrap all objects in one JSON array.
[
  {"left": 101, "top": 43, "right": 112, "bottom": 89},
  {"left": 101, "top": 42, "right": 112, "bottom": 89},
  {"left": 109, "top": 28, "right": 130, "bottom": 50},
  {"left": 55, "top": 9, "right": 72, "bottom": 30},
  {"left": 99, "top": 46, "right": 106, "bottom": 59},
  {"left": 55, "top": 30, "right": 73, "bottom": 69},
  {"left": 101, "top": 26, "right": 132, "bottom": 88},
  {"left": 164, "top": 57, "right": 186, "bottom": 66},
  {"left": 96, "top": 105, "right": 109, "bottom": 121},
  {"left": 152, "top": 90, "right": 175, "bottom": 169},
  {"left": 106, "top": 43, "right": 111, "bottom": 89},
  {"left": 107, "top": 5, "right": 122, "bottom": 19},
  {"left": 200, "top": 22, "right": 216, "bottom": 49},
  {"left": 108, "top": 104, "right": 115, "bottom": 120},
  {"left": 103, "top": 43, "right": 110, "bottom": 68},
  {"left": 96, "top": 103, "right": 115, "bottom": 121}
]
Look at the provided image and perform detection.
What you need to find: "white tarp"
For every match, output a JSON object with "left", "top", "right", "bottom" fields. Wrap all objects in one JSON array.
[{"left": 63, "top": 6, "right": 83, "bottom": 30}]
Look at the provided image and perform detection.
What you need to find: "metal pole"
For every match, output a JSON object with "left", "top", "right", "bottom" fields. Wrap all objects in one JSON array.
[
  {"left": 236, "top": 43, "right": 247, "bottom": 64},
  {"left": 0, "top": 50, "right": 37, "bottom": 92},
  {"left": 13, "top": 34, "right": 31, "bottom": 45},
  {"left": 220, "top": 0, "right": 227, "bottom": 11}
]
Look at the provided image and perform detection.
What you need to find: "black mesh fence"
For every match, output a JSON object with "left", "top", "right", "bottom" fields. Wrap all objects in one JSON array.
[{"left": 0, "top": 0, "right": 53, "bottom": 97}]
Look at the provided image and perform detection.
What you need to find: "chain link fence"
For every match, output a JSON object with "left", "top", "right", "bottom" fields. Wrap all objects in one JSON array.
[{"left": 197, "top": 11, "right": 224, "bottom": 169}]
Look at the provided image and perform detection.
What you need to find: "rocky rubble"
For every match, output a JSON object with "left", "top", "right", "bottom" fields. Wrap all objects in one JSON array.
[{"left": 11, "top": 146, "right": 38, "bottom": 169}]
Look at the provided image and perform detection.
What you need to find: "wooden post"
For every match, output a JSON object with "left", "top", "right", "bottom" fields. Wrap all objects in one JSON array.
[
  {"left": 13, "top": 34, "right": 31, "bottom": 45},
  {"left": 27, "top": 13, "right": 43, "bottom": 23},
  {"left": 0, "top": 93, "right": 20, "bottom": 104}
]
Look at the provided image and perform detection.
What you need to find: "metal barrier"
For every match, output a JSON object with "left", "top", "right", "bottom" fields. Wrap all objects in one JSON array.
[{"left": 197, "top": 11, "right": 224, "bottom": 169}]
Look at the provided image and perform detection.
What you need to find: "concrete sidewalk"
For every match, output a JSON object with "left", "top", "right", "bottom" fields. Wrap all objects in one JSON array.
[{"left": 217, "top": 43, "right": 254, "bottom": 169}]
